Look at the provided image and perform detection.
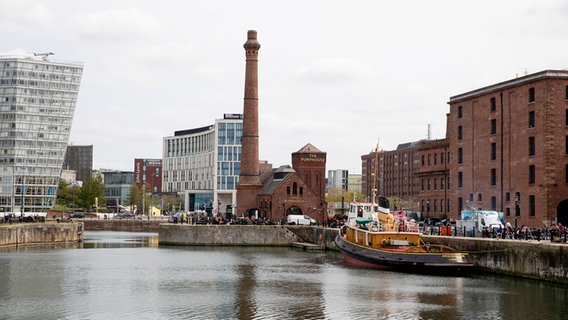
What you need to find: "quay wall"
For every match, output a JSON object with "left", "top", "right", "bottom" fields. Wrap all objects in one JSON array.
[
  {"left": 0, "top": 222, "right": 84, "bottom": 247},
  {"left": 422, "top": 235, "right": 568, "bottom": 282},
  {"left": 158, "top": 224, "right": 568, "bottom": 282},
  {"left": 82, "top": 219, "right": 162, "bottom": 232},
  {"left": 159, "top": 224, "right": 303, "bottom": 246}
]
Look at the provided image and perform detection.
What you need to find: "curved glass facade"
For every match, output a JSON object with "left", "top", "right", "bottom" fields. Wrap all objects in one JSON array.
[{"left": 0, "top": 56, "right": 83, "bottom": 212}]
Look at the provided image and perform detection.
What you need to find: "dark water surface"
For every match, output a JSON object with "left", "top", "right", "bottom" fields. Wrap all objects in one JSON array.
[{"left": 0, "top": 231, "right": 567, "bottom": 320}]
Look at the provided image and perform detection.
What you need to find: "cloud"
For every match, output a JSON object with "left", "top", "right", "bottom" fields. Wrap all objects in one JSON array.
[
  {"left": 70, "top": 7, "right": 161, "bottom": 44},
  {"left": 0, "top": 0, "right": 54, "bottom": 30},
  {"left": 293, "top": 57, "right": 371, "bottom": 85}
]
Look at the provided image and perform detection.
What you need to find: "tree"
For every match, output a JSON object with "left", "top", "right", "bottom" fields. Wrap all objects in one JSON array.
[
  {"left": 326, "top": 188, "right": 364, "bottom": 203},
  {"left": 129, "top": 183, "right": 143, "bottom": 213},
  {"left": 78, "top": 175, "right": 106, "bottom": 211},
  {"left": 56, "top": 180, "right": 81, "bottom": 210}
]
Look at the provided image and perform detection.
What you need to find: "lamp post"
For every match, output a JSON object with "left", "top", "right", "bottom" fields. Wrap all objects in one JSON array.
[{"left": 426, "top": 200, "right": 430, "bottom": 225}]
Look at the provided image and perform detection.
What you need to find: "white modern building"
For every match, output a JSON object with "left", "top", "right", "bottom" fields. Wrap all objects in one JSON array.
[
  {"left": 327, "top": 169, "right": 349, "bottom": 191},
  {"left": 0, "top": 54, "right": 83, "bottom": 213},
  {"left": 162, "top": 113, "right": 242, "bottom": 216}
]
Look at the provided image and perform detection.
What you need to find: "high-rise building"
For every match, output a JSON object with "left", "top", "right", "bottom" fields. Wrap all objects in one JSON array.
[
  {"left": 0, "top": 54, "right": 83, "bottom": 212},
  {"left": 63, "top": 145, "right": 93, "bottom": 183},
  {"left": 162, "top": 113, "right": 243, "bottom": 214}
]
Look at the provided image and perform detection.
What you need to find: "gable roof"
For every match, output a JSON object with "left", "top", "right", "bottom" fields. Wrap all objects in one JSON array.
[{"left": 295, "top": 143, "right": 324, "bottom": 153}]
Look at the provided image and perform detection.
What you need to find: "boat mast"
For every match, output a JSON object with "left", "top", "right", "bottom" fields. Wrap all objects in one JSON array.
[{"left": 372, "top": 141, "right": 379, "bottom": 204}]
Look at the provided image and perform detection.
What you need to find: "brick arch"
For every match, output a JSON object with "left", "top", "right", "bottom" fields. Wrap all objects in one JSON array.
[
  {"left": 557, "top": 200, "right": 568, "bottom": 226},
  {"left": 285, "top": 206, "right": 303, "bottom": 216}
]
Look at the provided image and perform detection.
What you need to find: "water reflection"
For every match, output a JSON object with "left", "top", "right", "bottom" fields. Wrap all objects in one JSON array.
[{"left": 0, "top": 231, "right": 567, "bottom": 320}]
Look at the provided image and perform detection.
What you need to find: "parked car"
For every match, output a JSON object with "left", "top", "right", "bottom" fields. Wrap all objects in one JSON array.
[
  {"left": 286, "top": 215, "right": 316, "bottom": 226},
  {"left": 70, "top": 212, "right": 85, "bottom": 219}
]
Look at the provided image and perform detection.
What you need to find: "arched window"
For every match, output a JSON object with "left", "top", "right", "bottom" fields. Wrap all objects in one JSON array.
[{"left": 293, "top": 182, "right": 297, "bottom": 195}]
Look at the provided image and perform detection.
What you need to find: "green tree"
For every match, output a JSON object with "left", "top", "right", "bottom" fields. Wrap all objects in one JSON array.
[
  {"left": 129, "top": 183, "right": 143, "bottom": 213},
  {"left": 56, "top": 180, "right": 82, "bottom": 210},
  {"left": 78, "top": 175, "right": 106, "bottom": 211},
  {"left": 326, "top": 188, "right": 364, "bottom": 203}
]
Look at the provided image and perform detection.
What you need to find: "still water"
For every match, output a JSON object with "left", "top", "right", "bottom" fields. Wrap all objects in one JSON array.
[{"left": 0, "top": 231, "right": 567, "bottom": 320}]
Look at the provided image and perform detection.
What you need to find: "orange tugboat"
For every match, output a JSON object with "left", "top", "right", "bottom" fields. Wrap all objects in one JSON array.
[{"left": 334, "top": 196, "right": 473, "bottom": 273}]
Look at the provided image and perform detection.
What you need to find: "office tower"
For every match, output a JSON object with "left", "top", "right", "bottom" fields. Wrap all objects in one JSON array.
[{"left": 0, "top": 54, "right": 83, "bottom": 212}]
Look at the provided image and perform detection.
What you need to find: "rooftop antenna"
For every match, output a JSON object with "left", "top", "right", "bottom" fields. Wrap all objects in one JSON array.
[
  {"left": 33, "top": 52, "right": 54, "bottom": 61},
  {"left": 427, "top": 124, "right": 432, "bottom": 140}
]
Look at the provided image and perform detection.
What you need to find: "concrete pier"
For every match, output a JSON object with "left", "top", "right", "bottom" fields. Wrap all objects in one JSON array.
[{"left": 0, "top": 222, "right": 84, "bottom": 247}]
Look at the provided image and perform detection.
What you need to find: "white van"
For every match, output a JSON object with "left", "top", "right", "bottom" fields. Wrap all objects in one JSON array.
[{"left": 286, "top": 215, "right": 316, "bottom": 226}]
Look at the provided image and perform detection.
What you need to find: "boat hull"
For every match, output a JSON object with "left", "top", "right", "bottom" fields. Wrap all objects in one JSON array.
[{"left": 334, "top": 233, "right": 473, "bottom": 274}]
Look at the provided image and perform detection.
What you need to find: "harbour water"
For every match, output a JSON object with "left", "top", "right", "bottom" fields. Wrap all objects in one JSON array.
[{"left": 0, "top": 231, "right": 567, "bottom": 320}]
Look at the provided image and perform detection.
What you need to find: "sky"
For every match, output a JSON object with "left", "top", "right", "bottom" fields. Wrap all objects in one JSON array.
[{"left": 1, "top": 1, "right": 568, "bottom": 174}]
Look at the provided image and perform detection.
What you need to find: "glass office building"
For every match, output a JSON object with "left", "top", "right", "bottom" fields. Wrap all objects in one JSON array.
[
  {"left": 0, "top": 54, "right": 83, "bottom": 212},
  {"left": 163, "top": 114, "right": 242, "bottom": 214}
]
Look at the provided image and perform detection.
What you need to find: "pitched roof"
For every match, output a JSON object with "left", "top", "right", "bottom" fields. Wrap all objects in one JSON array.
[
  {"left": 295, "top": 143, "right": 324, "bottom": 153},
  {"left": 259, "top": 165, "right": 295, "bottom": 195}
]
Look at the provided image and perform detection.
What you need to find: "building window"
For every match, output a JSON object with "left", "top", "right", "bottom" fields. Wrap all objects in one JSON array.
[
  {"left": 566, "top": 109, "right": 568, "bottom": 126},
  {"left": 428, "top": 154, "right": 431, "bottom": 165},
  {"left": 478, "top": 193, "right": 482, "bottom": 202},
  {"left": 421, "top": 179, "right": 424, "bottom": 191},
  {"left": 427, "top": 179, "right": 431, "bottom": 190},
  {"left": 529, "top": 87, "right": 535, "bottom": 103},
  {"left": 491, "top": 196, "right": 497, "bottom": 210},
  {"left": 506, "top": 192, "right": 510, "bottom": 202},
  {"left": 490, "top": 97, "right": 496, "bottom": 111},
  {"left": 458, "top": 106, "right": 463, "bottom": 119},
  {"left": 529, "top": 165, "right": 535, "bottom": 184},
  {"left": 491, "top": 119, "right": 497, "bottom": 135},
  {"left": 441, "top": 177, "right": 445, "bottom": 190},
  {"left": 458, "top": 172, "right": 463, "bottom": 188},
  {"left": 506, "top": 207, "right": 511, "bottom": 216},
  {"left": 421, "top": 155, "right": 425, "bottom": 166},
  {"left": 287, "top": 186, "right": 290, "bottom": 195},
  {"left": 434, "top": 200, "right": 438, "bottom": 212},
  {"left": 458, "top": 148, "right": 463, "bottom": 164},
  {"left": 491, "top": 142, "right": 496, "bottom": 161},
  {"left": 566, "top": 164, "right": 568, "bottom": 184},
  {"left": 529, "top": 195, "right": 536, "bottom": 216},
  {"left": 441, "top": 152, "right": 445, "bottom": 164},
  {"left": 458, "top": 125, "right": 463, "bottom": 140},
  {"left": 469, "top": 193, "right": 474, "bottom": 203},
  {"left": 434, "top": 179, "right": 437, "bottom": 190},
  {"left": 565, "top": 85, "right": 568, "bottom": 100},
  {"left": 491, "top": 168, "right": 497, "bottom": 186},
  {"left": 434, "top": 153, "right": 437, "bottom": 165},
  {"left": 529, "top": 111, "right": 535, "bottom": 128},
  {"left": 529, "top": 136, "right": 535, "bottom": 156},
  {"left": 293, "top": 182, "right": 297, "bottom": 195},
  {"left": 566, "top": 136, "right": 568, "bottom": 155}
]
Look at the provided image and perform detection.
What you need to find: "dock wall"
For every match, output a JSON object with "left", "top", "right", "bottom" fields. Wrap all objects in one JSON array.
[{"left": 0, "top": 222, "right": 84, "bottom": 247}]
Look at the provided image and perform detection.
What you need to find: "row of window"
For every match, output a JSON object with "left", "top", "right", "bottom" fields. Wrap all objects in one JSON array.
[
  {"left": 421, "top": 199, "right": 448, "bottom": 214},
  {"left": 421, "top": 177, "right": 448, "bottom": 191},
  {"left": 456, "top": 86, "right": 568, "bottom": 118},
  {"left": 421, "top": 152, "right": 448, "bottom": 166},
  {"left": 457, "top": 194, "right": 536, "bottom": 217}
]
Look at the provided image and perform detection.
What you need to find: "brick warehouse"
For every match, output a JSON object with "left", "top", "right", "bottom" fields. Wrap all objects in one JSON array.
[{"left": 448, "top": 70, "right": 568, "bottom": 227}]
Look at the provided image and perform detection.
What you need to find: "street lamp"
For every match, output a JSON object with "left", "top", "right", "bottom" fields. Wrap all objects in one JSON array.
[{"left": 426, "top": 200, "right": 430, "bottom": 225}]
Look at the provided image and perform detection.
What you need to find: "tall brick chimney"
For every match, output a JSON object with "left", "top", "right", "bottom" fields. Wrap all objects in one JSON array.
[{"left": 236, "top": 30, "right": 263, "bottom": 216}]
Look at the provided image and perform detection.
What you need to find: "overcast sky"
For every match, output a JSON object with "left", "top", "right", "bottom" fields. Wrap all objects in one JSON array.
[{"left": 2, "top": 0, "right": 567, "bottom": 174}]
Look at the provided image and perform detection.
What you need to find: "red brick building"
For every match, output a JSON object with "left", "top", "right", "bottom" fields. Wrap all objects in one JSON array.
[
  {"left": 134, "top": 158, "right": 162, "bottom": 194},
  {"left": 448, "top": 70, "right": 568, "bottom": 227},
  {"left": 257, "top": 144, "right": 327, "bottom": 223},
  {"left": 361, "top": 142, "right": 421, "bottom": 209},
  {"left": 416, "top": 139, "right": 450, "bottom": 221}
]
